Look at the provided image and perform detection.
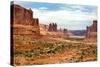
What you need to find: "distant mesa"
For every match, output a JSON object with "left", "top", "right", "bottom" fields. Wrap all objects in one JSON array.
[{"left": 69, "top": 30, "right": 86, "bottom": 36}]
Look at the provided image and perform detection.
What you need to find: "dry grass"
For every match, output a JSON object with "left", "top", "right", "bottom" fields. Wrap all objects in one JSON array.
[{"left": 13, "top": 35, "right": 97, "bottom": 65}]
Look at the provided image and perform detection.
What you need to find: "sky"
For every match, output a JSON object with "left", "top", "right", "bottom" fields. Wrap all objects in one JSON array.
[{"left": 13, "top": 1, "right": 97, "bottom": 30}]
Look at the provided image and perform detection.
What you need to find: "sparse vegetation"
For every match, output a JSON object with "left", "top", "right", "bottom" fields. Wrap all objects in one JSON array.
[{"left": 13, "top": 35, "right": 97, "bottom": 65}]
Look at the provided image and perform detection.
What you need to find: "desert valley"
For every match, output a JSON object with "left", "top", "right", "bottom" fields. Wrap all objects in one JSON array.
[{"left": 11, "top": 4, "right": 97, "bottom": 65}]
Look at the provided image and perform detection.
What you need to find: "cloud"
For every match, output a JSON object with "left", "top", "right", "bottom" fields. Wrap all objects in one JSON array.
[
  {"left": 32, "top": 8, "right": 97, "bottom": 30},
  {"left": 32, "top": 8, "right": 97, "bottom": 21},
  {"left": 39, "top": 7, "right": 48, "bottom": 10}
]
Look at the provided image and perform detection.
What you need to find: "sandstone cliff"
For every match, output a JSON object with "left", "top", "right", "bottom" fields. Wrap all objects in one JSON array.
[
  {"left": 86, "top": 20, "right": 97, "bottom": 39},
  {"left": 11, "top": 4, "right": 40, "bottom": 35}
]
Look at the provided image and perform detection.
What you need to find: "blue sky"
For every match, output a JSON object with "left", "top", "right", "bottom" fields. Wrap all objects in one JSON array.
[{"left": 14, "top": 1, "right": 97, "bottom": 30}]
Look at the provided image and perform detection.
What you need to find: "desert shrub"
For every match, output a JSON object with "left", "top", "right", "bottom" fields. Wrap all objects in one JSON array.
[{"left": 14, "top": 51, "right": 22, "bottom": 57}]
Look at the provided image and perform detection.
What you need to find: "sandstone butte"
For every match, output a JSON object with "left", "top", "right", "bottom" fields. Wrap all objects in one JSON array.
[
  {"left": 11, "top": 4, "right": 40, "bottom": 36},
  {"left": 86, "top": 20, "right": 97, "bottom": 40}
]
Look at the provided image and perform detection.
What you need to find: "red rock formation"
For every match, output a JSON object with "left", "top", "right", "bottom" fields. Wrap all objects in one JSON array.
[
  {"left": 48, "top": 23, "right": 57, "bottom": 32},
  {"left": 86, "top": 20, "right": 97, "bottom": 39},
  {"left": 11, "top": 4, "right": 40, "bottom": 35}
]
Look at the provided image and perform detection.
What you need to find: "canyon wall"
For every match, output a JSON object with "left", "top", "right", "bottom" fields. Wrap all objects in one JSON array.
[
  {"left": 11, "top": 4, "right": 40, "bottom": 35},
  {"left": 86, "top": 20, "right": 97, "bottom": 39}
]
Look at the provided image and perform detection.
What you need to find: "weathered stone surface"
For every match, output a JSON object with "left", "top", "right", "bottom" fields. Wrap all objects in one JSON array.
[
  {"left": 86, "top": 20, "right": 97, "bottom": 39},
  {"left": 11, "top": 4, "right": 40, "bottom": 35}
]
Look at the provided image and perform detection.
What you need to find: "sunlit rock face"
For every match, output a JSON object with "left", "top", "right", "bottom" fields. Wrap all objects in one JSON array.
[
  {"left": 11, "top": 4, "right": 40, "bottom": 35},
  {"left": 86, "top": 20, "right": 97, "bottom": 40}
]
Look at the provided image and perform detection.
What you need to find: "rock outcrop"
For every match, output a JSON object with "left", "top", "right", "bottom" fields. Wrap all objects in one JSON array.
[
  {"left": 48, "top": 23, "right": 57, "bottom": 32},
  {"left": 39, "top": 23, "right": 69, "bottom": 38},
  {"left": 86, "top": 20, "right": 97, "bottom": 39},
  {"left": 11, "top": 4, "right": 40, "bottom": 35}
]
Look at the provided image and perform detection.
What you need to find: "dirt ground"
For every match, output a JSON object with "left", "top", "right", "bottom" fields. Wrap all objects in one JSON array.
[{"left": 13, "top": 35, "right": 97, "bottom": 65}]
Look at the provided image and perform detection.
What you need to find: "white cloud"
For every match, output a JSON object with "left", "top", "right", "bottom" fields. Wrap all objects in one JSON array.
[
  {"left": 32, "top": 9, "right": 97, "bottom": 21},
  {"left": 32, "top": 8, "right": 97, "bottom": 30},
  {"left": 39, "top": 7, "right": 48, "bottom": 10},
  {"left": 22, "top": 0, "right": 98, "bottom": 5}
]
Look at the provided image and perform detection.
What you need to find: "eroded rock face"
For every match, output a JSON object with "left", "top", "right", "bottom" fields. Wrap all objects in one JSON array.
[
  {"left": 48, "top": 23, "right": 57, "bottom": 32},
  {"left": 11, "top": 4, "right": 40, "bottom": 35},
  {"left": 86, "top": 20, "right": 97, "bottom": 39}
]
